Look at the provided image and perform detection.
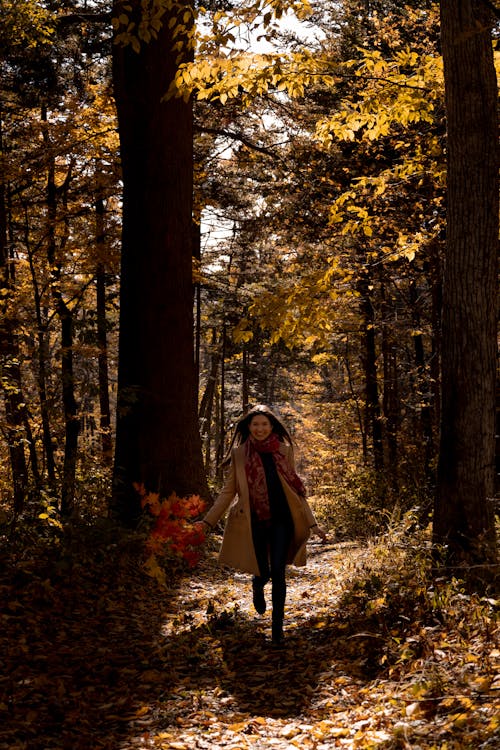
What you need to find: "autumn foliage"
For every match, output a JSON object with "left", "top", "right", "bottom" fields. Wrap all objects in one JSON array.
[{"left": 135, "top": 487, "right": 207, "bottom": 574}]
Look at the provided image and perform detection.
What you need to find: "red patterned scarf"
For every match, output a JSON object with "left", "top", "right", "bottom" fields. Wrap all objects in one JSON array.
[{"left": 244, "top": 434, "right": 306, "bottom": 521}]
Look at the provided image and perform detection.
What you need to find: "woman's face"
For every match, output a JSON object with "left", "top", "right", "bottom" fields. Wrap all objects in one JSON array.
[{"left": 249, "top": 414, "right": 273, "bottom": 442}]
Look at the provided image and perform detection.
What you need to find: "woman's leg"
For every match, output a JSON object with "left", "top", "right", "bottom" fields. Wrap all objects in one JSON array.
[
  {"left": 269, "top": 521, "right": 293, "bottom": 642},
  {"left": 251, "top": 517, "right": 271, "bottom": 584},
  {"left": 251, "top": 518, "right": 271, "bottom": 614}
]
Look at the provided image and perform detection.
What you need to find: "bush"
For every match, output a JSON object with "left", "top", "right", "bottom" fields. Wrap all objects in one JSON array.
[{"left": 309, "top": 469, "right": 433, "bottom": 540}]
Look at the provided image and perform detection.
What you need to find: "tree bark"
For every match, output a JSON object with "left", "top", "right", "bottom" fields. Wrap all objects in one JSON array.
[
  {"left": 409, "top": 279, "right": 435, "bottom": 491},
  {"left": 358, "top": 270, "right": 384, "bottom": 471},
  {"left": 43, "top": 107, "right": 79, "bottom": 516},
  {"left": 95, "top": 190, "right": 113, "bottom": 467},
  {"left": 193, "top": 217, "right": 201, "bottom": 387},
  {"left": 242, "top": 346, "right": 249, "bottom": 412},
  {"left": 434, "top": 0, "right": 498, "bottom": 578},
  {"left": 199, "top": 328, "right": 219, "bottom": 473},
  {"left": 26, "top": 237, "right": 57, "bottom": 491},
  {"left": 59, "top": 305, "right": 79, "bottom": 516},
  {"left": 216, "top": 321, "right": 227, "bottom": 478},
  {"left": 0, "top": 110, "right": 28, "bottom": 513},
  {"left": 111, "top": 0, "right": 208, "bottom": 522},
  {"left": 381, "top": 283, "right": 398, "bottom": 492}
]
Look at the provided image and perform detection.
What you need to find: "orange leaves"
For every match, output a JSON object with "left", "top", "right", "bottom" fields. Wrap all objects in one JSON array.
[{"left": 138, "top": 489, "right": 208, "bottom": 572}]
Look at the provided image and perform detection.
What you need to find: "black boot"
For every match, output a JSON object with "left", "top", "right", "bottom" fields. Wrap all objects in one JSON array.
[
  {"left": 252, "top": 579, "right": 266, "bottom": 615},
  {"left": 271, "top": 618, "right": 285, "bottom": 646}
]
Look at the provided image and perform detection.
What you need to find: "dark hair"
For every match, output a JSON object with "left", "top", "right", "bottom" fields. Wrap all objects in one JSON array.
[{"left": 222, "top": 404, "right": 294, "bottom": 464}]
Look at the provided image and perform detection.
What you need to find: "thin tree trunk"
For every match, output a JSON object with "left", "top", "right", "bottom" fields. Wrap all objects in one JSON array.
[
  {"left": 59, "top": 307, "right": 79, "bottom": 515},
  {"left": 214, "top": 375, "right": 221, "bottom": 479},
  {"left": 0, "top": 110, "right": 28, "bottom": 512},
  {"left": 25, "top": 222, "right": 57, "bottom": 489},
  {"left": 381, "top": 283, "right": 398, "bottom": 492},
  {"left": 358, "top": 270, "right": 383, "bottom": 471},
  {"left": 6, "top": 191, "right": 41, "bottom": 497},
  {"left": 59, "top": 166, "right": 79, "bottom": 516},
  {"left": 242, "top": 346, "right": 249, "bottom": 411},
  {"left": 199, "top": 330, "right": 218, "bottom": 426},
  {"left": 193, "top": 217, "right": 201, "bottom": 387},
  {"left": 425, "top": 239, "right": 443, "bottom": 433},
  {"left": 43, "top": 106, "right": 79, "bottom": 515},
  {"left": 95, "top": 190, "right": 113, "bottom": 466},
  {"left": 216, "top": 321, "right": 227, "bottom": 476},
  {"left": 344, "top": 336, "right": 366, "bottom": 459},
  {"left": 199, "top": 328, "right": 219, "bottom": 472},
  {"left": 409, "top": 279, "right": 434, "bottom": 490}
]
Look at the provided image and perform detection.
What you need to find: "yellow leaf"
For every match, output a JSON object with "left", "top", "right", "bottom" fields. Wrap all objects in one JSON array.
[
  {"left": 130, "top": 705, "right": 151, "bottom": 718},
  {"left": 143, "top": 554, "right": 166, "bottom": 585},
  {"left": 228, "top": 721, "right": 247, "bottom": 731}
]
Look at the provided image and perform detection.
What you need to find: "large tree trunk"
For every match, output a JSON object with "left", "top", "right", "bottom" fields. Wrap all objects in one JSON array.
[
  {"left": 434, "top": 0, "right": 498, "bottom": 578},
  {"left": 111, "top": 1, "right": 208, "bottom": 523}
]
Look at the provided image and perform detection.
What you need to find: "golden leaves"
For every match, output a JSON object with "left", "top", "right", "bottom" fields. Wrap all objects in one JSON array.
[
  {"left": 170, "top": 50, "right": 335, "bottom": 107},
  {"left": 232, "top": 318, "right": 253, "bottom": 344},
  {"left": 1, "top": 0, "right": 55, "bottom": 50},
  {"left": 113, "top": 0, "right": 196, "bottom": 55},
  {"left": 315, "top": 47, "right": 442, "bottom": 149},
  {"left": 312, "top": 46, "right": 446, "bottom": 256}
]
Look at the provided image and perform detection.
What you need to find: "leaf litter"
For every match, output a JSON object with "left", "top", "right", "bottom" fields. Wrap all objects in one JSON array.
[{"left": 0, "top": 528, "right": 498, "bottom": 750}]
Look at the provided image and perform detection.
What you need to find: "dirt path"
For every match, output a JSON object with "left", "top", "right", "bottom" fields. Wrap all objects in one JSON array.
[
  {"left": 115, "top": 539, "right": 498, "bottom": 750},
  {"left": 2, "top": 536, "right": 498, "bottom": 750},
  {"left": 122, "top": 539, "right": 385, "bottom": 750}
]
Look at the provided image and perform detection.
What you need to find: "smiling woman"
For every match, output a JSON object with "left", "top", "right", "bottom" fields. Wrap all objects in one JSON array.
[
  {"left": 248, "top": 414, "right": 273, "bottom": 442},
  {"left": 201, "top": 404, "right": 327, "bottom": 646}
]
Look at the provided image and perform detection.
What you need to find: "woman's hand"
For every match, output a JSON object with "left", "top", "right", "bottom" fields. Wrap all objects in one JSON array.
[
  {"left": 199, "top": 520, "right": 211, "bottom": 534},
  {"left": 310, "top": 524, "right": 329, "bottom": 543}
]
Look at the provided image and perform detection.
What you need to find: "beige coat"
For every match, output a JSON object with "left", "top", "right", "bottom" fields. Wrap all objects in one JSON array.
[{"left": 203, "top": 443, "right": 318, "bottom": 576}]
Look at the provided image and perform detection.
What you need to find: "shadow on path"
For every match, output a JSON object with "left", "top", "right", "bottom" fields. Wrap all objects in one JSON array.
[
  {"left": 2, "top": 536, "right": 498, "bottom": 750},
  {"left": 1, "top": 528, "right": 184, "bottom": 750}
]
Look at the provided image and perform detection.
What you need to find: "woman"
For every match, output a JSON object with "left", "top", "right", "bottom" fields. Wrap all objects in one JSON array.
[{"left": 201, "top": 404, "right": 327, "bottom": 645}]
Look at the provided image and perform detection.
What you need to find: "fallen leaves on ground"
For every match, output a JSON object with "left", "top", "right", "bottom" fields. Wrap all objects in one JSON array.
[{"left": 0, "top": 527, "right": 498, "bottom": 750}]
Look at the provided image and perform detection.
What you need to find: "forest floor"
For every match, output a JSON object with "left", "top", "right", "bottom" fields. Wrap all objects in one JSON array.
[{"left": 1, "top": 526, "right": 499, "bottom": 750}]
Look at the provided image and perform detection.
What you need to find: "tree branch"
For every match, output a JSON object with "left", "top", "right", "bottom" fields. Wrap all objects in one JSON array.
[{"left": 194, "top": 124, "right": 279, "bottom": 157}]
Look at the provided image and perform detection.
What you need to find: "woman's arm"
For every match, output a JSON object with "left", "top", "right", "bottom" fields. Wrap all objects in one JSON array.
[
  {"left": 309, "top": 522, "right": 329, "bottom": 542},
  {"left": 285, "top": 445, "right": 329, "bottom": 542},
  {"left": 299, "top": 496, "right": 329, "bottom": 542}
]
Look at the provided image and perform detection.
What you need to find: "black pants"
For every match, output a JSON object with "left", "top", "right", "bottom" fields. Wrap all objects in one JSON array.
[{"left": 251, "top": 516, "right": 293, "bottom": 623}]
